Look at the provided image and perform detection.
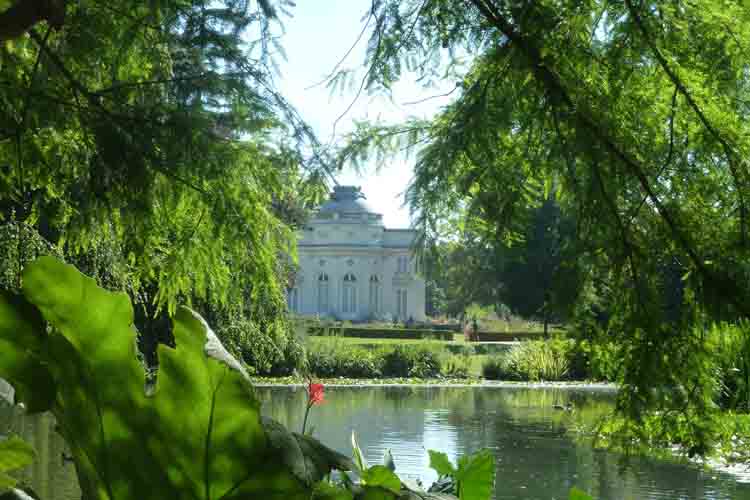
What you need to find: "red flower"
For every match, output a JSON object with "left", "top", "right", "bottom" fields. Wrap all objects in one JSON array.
[{"left": 308, "top": 382, "right": 325, "bottom": 405}]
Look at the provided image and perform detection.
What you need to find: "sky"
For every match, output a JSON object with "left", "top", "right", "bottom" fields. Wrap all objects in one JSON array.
[{"left": 274, "top": 0, "right": 456, "bottom": 228}]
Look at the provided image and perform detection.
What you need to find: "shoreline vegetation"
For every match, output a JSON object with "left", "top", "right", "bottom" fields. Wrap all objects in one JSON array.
[{"left": 251, "top": 376, "right": 618, "bottom": 390}]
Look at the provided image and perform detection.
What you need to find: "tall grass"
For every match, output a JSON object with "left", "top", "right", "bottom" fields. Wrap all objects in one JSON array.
[{"left": 482, "top": 339, "right": 572, "bottom": 381}]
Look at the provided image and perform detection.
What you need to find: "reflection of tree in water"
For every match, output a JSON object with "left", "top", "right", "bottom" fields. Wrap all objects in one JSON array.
[{"left": 0, "top": 404, "right": 80, "bottom": 500}]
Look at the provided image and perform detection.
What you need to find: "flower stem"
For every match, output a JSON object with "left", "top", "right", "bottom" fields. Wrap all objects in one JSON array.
[{"left": 301, "top": 402, "right": 312, "bottom": 435}]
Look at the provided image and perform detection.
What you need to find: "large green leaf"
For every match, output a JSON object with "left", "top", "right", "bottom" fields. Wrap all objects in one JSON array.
[
  {"left": 455, "top": 450, "right": 495, "bottom": 500},
  {"left": 0, "top": 293, "right": 56, "bottom": 413},
  {"left": 9, "top": 257, "right": 307, "bottom": 500},
  {"left": 0, "top": 436, "right": 35, "bottom": 490},
  {"left": 312, "top": 481, "right": 354, "bottom": 500},
  {"left": 427, "top": 450, "right": 456, "bottom": 478},
  {"left": 263, "top": 416, "right": 353, "bottom": 486},
  {"left": 360, "top": 465, "right": 401, "bottom": 494}
]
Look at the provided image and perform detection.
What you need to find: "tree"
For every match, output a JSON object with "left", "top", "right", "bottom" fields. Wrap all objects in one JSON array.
[
  {"left": 335, "top": 0, "right": 750, "bottom": 453},
  {"left": 498, "top": 195, "right": 581, "bottom": 335},
  {"left": 0, "top": 0, "right": 327, "bottom": 371}
]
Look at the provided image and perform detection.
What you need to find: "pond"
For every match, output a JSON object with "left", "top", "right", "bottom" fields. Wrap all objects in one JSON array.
[{"left": 3, "top": 386, "right": 750, "bottom": 499}]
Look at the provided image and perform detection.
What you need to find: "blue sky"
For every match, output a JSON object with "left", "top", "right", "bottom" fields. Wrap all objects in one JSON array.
[{"left": 275, "top": 0, "right": 456, "bottom": 228}]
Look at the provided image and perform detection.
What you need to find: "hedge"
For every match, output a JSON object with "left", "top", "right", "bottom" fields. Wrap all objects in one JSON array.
[
  {"left": 308, "top": 327, "right": 454, "bottom": 341},
  {"left": 470, "top": 332, "right": 547, "bottom": 342}
]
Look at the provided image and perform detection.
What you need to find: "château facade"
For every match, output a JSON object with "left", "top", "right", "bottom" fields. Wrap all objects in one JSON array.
[{"left": 287, "top": 185, "right": 426, "bottom": 321}]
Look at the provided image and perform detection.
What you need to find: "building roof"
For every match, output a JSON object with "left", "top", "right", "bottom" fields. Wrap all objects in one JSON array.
[{"left": 316, "top": 185, "right": 379, "bottom": 216}]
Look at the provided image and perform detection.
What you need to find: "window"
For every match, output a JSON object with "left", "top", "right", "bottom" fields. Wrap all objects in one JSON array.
[
  {"left": 396, "top": 289, "right": 408, "bottom": 318},
  {"left": 342, "top": 273, "right": 357, "bottom": 313},
  {"left": 369, "top": 275, "right": 381, "bottom": 313},
  {"left": 397, "top": 256, "right": 409, "bottom": 273},
  {"left": 317, "top": 273, "right": 329, "bottom": 313},
  {"left": 286, "top": 288, "right": 299, "bottom": 313}
]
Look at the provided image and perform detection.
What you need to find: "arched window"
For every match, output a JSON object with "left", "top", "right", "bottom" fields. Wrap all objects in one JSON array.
[
  {"left": 342, "top": 273, "right": 357, "bottom": 313},
  {"left": 317, "top": 273, "right": 329, "bottom": 313},
  {"left": 369, "top": 275, "right": 381, "bottom": 314}
]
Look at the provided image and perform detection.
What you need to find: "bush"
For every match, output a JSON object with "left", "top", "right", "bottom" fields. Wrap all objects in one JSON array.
[
  {"left": 482, "top": 339, "right": 572, "bottom": 381},
  {"left": 218, "top": 318, "right": 307, "bottom": 376},
  {"left": 380, "top": 344, "right": 442, "bottom": 378},
  {"left": 307, "top": 341, "right": 443, "bottom": 379},
  {"left": 271, "top": 334, "right": 307, "bottom": 376},
  {"left": 442, "top": 354, "right": 472, "bottom": 378},
  {"left": 567, "top": 339, "right": 623, "bottom": 382},
  {"left": 307, "top": 341, "right": 383, "bottom": 378},
  {"left": 708, "top": 321, "right": 750, "bottom": 411}
]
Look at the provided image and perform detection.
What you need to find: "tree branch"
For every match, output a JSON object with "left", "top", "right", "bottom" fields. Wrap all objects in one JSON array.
[
  {"left": 0, "top": 0, "right": 65, "bottom": 42},
  {"left": 468, "top": 0, "right": 750, "bottom": 315}
]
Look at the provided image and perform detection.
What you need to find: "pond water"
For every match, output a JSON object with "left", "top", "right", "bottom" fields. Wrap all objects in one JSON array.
[{"left": 3, "top": 385, "right": 750, "bottom": 499}]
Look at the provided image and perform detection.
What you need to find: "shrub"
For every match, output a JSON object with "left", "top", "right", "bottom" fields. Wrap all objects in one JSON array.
[
  {"left": 443, "top": 354, "right": 472, "bottom": 378},
  {"left": 482, "top": 339, "right": 572, "bottom": 381},
  {"left": 408, "top": 347, "right": 442, "bottom": 378},
  {"left": 380, "top": 344, "right": 442, "bottom": 378},
  {"left": 218, "top": 318, "right": 307, "bottom": 376},
  {"left": 307, "top": 340, "right": 383, "bottom": 378},
  {"left": 307, "top": 342, "right": 442, "bottom": 379},
  {"left": 271, "top": 334, "right": 307, "bottom": 376},
  {"left": 567, "top": 339, "right": 623, "bottom": 382},
  {"left": 481, "top": 357, "right": 505, "bottom": 380},
  {"left": 380, "top": 345, "right": 413, "bottom": 377},
  {"left": 708, "top": 321, "right": 750, "bottom": 411}
]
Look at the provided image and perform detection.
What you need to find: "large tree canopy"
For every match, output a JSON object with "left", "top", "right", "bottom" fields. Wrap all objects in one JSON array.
[
  {"left": 0, "top": 0, "right": 328, "bottom": 316},
  {"left": 336, "top": 0, "right": 750, "bottom": 452}
]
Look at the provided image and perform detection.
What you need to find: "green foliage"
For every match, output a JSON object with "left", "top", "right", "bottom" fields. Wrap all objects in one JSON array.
[
  {"left": 482, "top": 340, "right": 572, "bottom": 381},
  {"left": 335, "top": 0, "right": 750, "bottom": 457},
  {"left": 568, "top": 487, "right": 593, "bottom": 500},
  {"left": 360, "top": 466, "right": 401, "bottom": 495},
  {"left": 307, "top": 341, "right": 445, "bottom": 379},
  {"left": 217, "top": 316, "right": 306, "bottom": 376},
  {"left": 0, "top": 258, "right": 309, "bottom": 499},
  {"left": 708, "top": 321, "right": 750, "bottom": 412},
  {"left": 424, "top": 449, "right": 495, "bottom": 500},
  {"left": 0, "top": 257, "right": 504, "bottom": 499},
  {"left": 0, "top": 436, "right": 34, "bottom": 490},
  {"left": 381, "top": 345, "right": 442, "bottom": 379},
  {"left": 568, "top": 339, "right": 624, "bottom": 382},
  {"left": 307, "top": 341, "right": 383, "bottom": 379},
  {"left": 428, "top": 450, "right": 456, "bottom": 478},
  {"left": 456, "top": 450, "right": 495, "bottom": 500}
]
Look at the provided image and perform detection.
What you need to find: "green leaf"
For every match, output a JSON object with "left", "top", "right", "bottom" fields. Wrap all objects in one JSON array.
[
  {"left": 357, "top": 486, "right": 397, "bottom": 500},
  {"left": 312, "top": 481, "right": 353, "bottom": 500},
  {"left": 569, "top": 487, "right": 593, "bottom": 500},
  {"left": 14, "top": 257, "right": 307, "bottom": 500},
  {"left": 0, "top": 436, "right": 35, "bottom": 490},
  {"left": 351, "top": 431, "right": 368, "bottom": 472},
  {"left": 456, "top": 450, "right": 495, "bottom": 500},
  {"left": 428, "top": 450, "right": 456, "bottom": 477},
  {"left": 361, "top": 465, "right": 401, "bottom": 494},
  {"left": 0, "top": 293, "right": 56, "bottom": 413}
]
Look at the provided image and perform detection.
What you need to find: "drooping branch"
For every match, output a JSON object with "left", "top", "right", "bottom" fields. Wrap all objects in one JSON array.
[
  {"left": 0, "top": 0, "right": 66, "bottom": 42},
  {"left": 624, "top": 0, "right": 749, "bottom": 247},
  {"left": 468, "top": 0, "right": 750, "bottom": 316}
]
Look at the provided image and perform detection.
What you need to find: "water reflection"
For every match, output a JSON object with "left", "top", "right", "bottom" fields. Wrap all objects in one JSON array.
[
  {"left": 2, "top": 387, "right": 750, "bottom": 499},
  {"left": 258, "top": 386, "right": 750, "bottom": 500}
]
